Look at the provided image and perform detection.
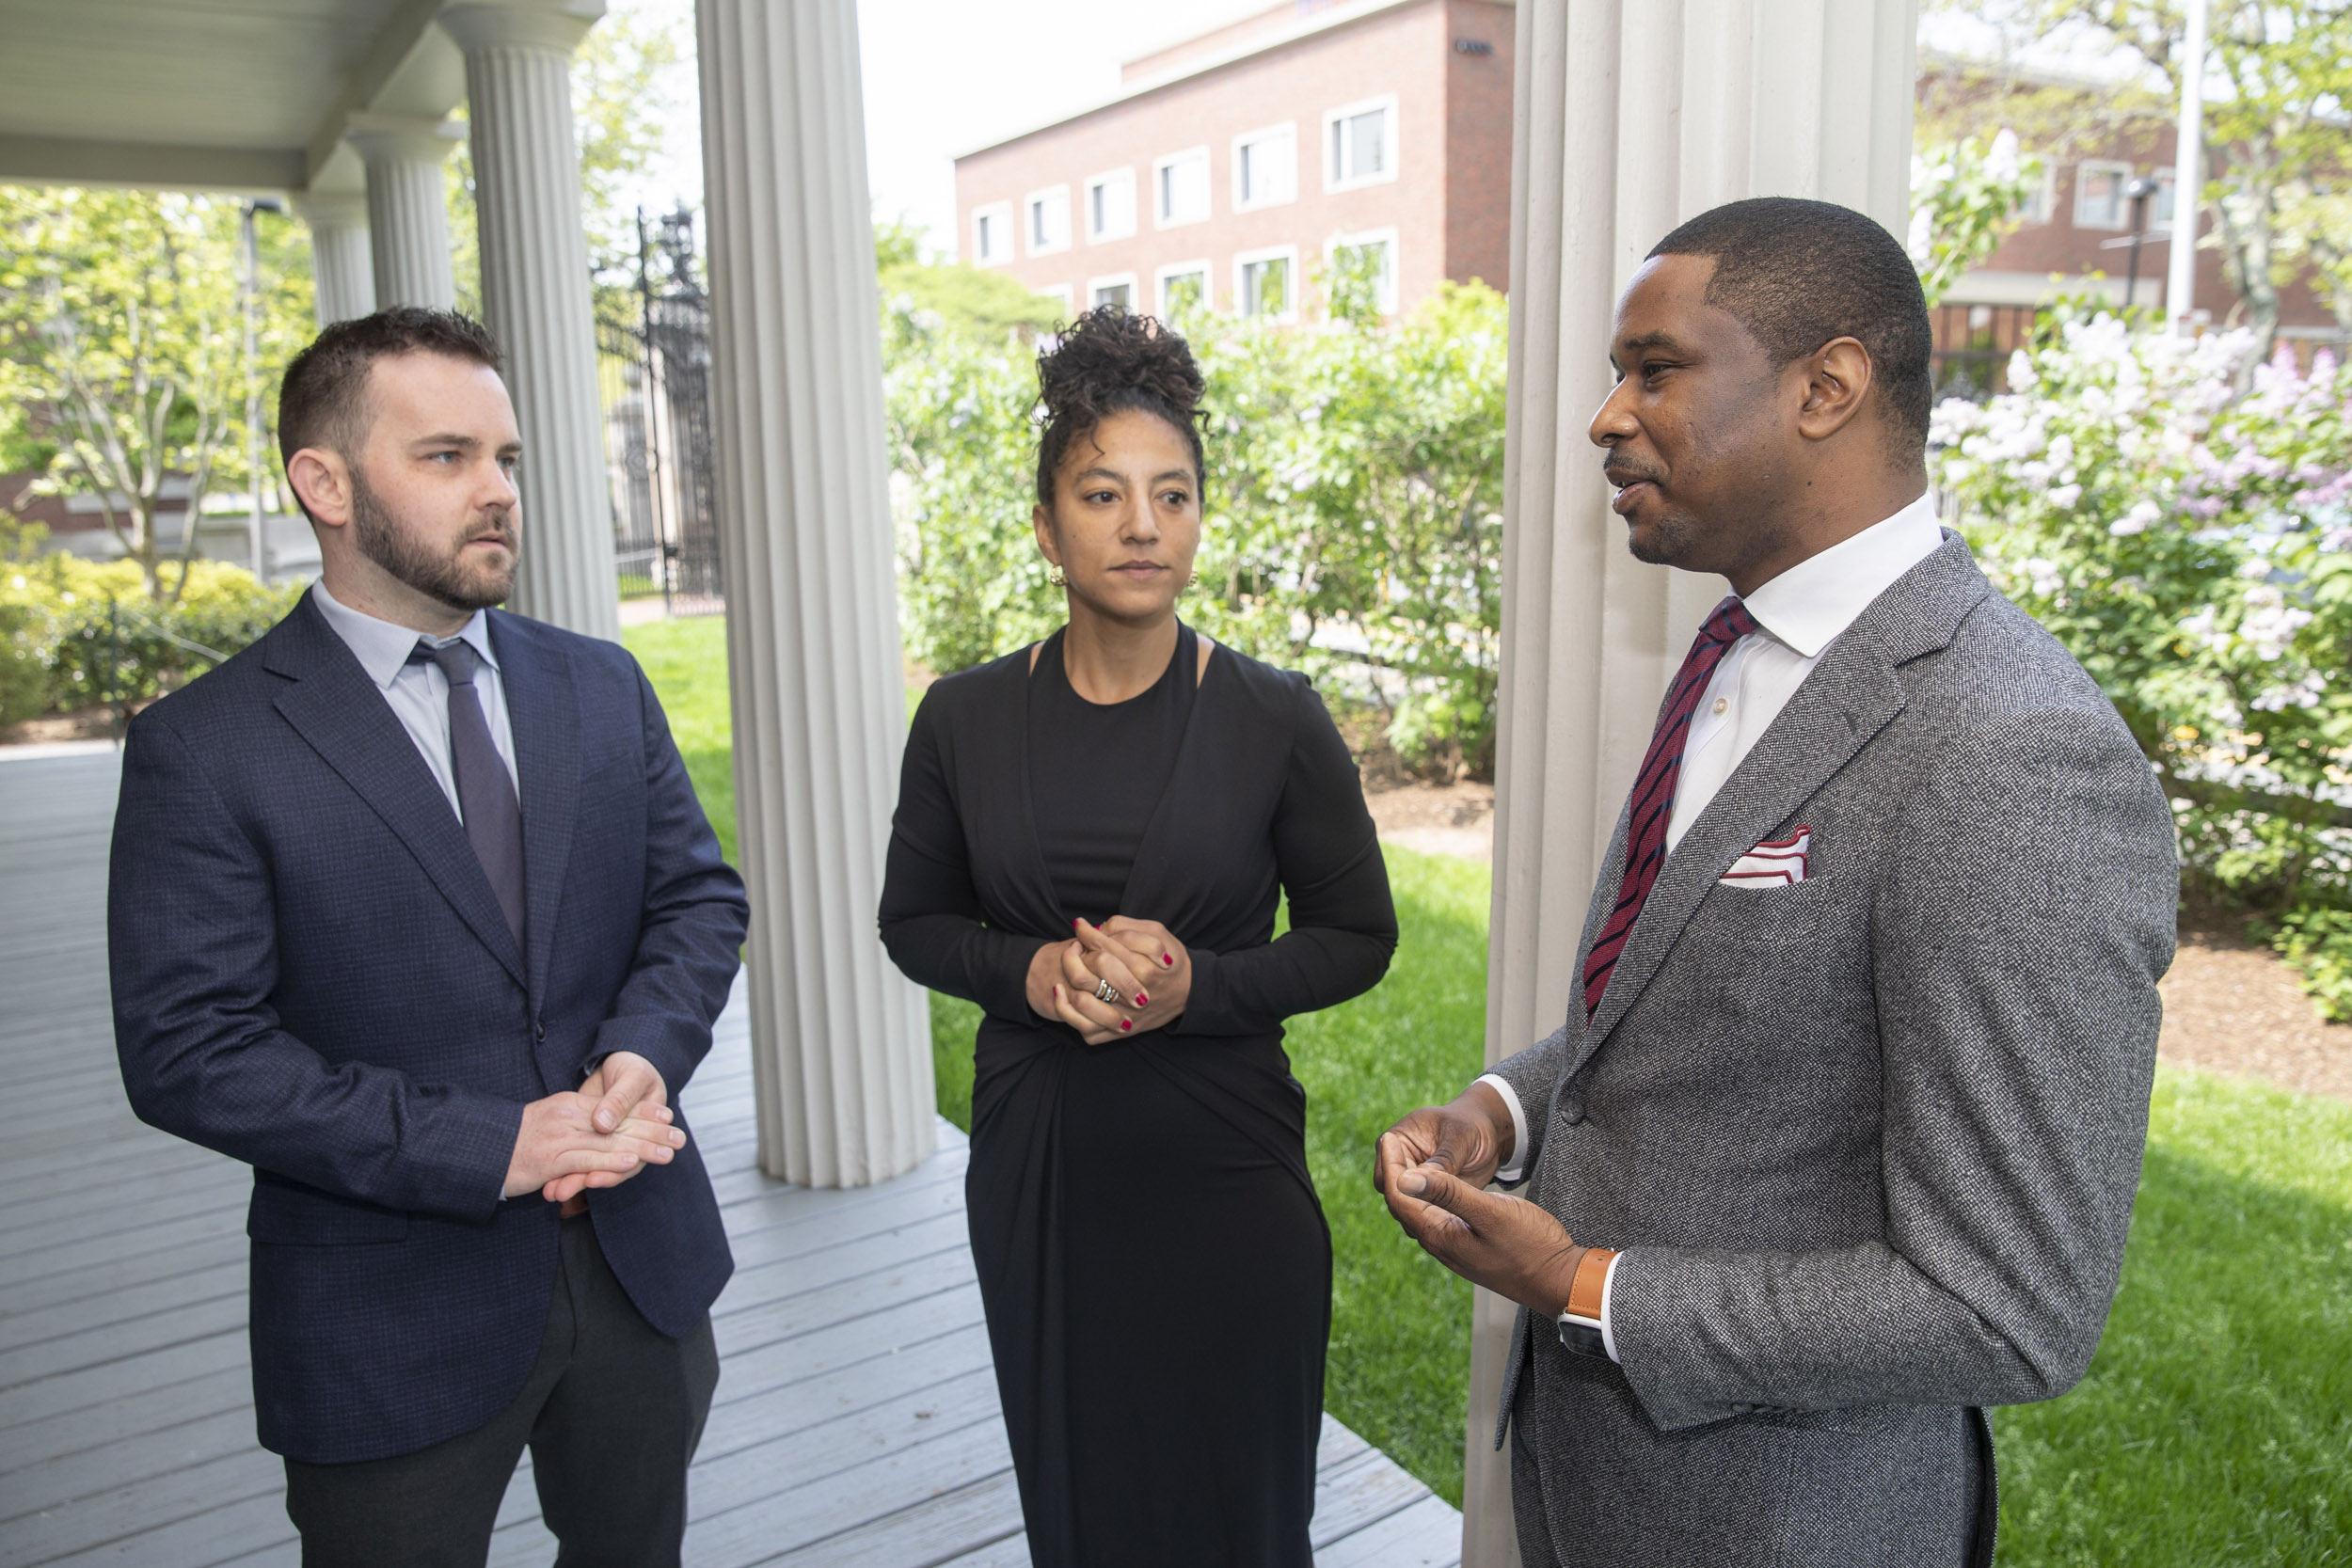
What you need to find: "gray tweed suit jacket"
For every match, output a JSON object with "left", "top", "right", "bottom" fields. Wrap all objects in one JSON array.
[{"left": 1487, "top": 532, "right": 2177, "bottom": 1567}]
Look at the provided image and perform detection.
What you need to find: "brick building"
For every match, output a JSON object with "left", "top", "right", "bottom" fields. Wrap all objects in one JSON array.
[{"left": 952, "top": 0, "right": 1515, "bottom": 320}]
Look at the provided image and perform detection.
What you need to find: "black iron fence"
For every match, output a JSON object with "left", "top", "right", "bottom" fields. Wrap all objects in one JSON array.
[
  {"left": 1930, "top": 301, "right": 2042, "bottom": 403},
  {"left": 598, "top": 209, "right": 723, "bottom": 617}
]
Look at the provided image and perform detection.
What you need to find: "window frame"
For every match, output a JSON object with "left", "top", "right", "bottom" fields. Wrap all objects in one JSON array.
[
  {"left": 1088, "top": 273, "right": 1140, "bottom": 312},
  {"left": 970, "top": 199, "right": 1013, "bottom": 266},
  {"left": 1153, "top": 146, "right": 1213, "bottom": 230},
  {"left": 1037, "top": 282, "right": 1075, "bottom": 315},
  {"left": 1025, "top": 184, "right": 1073, "bottom": 257},
  {"left": 1084, "top": 167, "right": 1137, "bottom": 245},
  {"left": 1233, "top": 243, "right": 1302, "bottom": 322},
  {"left": 1231, "top": 120, "right": 1299, "bottom": 213},
  {"left": 2072, "top": 159, "right": 2134, "bottom": 231},
  {"left": 1154, "top": 259, "right": 1212, "bottom": 316},
  {"left": 1325, "top": 227, "right": 1400, "bottom": 314},
  {"left": 1323, "top": 92, "right": 1401, "bottom": 193},
  {"left": 2149, "top": 167, "right": 2179, "bottom": 231}
]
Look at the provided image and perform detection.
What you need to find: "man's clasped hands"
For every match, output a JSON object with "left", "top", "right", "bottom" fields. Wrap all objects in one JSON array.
[
  {"left": 1025, "top": 916, "right": 1194, "bottom": 1044},
  {"left": 501, "top": 1049, "right": 688, "bottom": 1205}
]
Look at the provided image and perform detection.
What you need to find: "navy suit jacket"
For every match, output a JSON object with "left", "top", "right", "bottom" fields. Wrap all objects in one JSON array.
[{"left": 109, "top": 590, "right": 748, "bottom": 1465}]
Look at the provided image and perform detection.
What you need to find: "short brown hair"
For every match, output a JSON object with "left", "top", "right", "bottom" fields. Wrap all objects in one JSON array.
[{"left": 278, "top": 308, "right": 505, "bottom": 469}]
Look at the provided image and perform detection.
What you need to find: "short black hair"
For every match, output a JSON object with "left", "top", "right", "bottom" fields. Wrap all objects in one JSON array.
[
  {"left": 278, "top": 308, "right": 505, "bottom": 469},
  {"left": 1647, "top": 198, "right": 1931, "bottom": 459},
  {"left": 1034, "top": 306, "right": 1207, "bottom": 505}
]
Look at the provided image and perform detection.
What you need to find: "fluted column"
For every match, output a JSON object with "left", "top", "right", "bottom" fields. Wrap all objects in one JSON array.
[
  {"left": 694, "top": 0, "right": 934, "bottom": 1187},
  {"left": 1464, "top": 3, "right": 1915, "bottom": 1562},
  {"left": 440, "top": 2, "right": 620, "bottom": 642},
  {"left": 347, "top": 119, "right": 461, "bottom": 310},
  {"left": 293, "top": 193, "right": 377, "bottom": 326}
]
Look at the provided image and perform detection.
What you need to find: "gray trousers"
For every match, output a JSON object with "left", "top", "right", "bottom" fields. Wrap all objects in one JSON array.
[{"left": 283, "top": 1212, "right": 720, "bottom": 1568}]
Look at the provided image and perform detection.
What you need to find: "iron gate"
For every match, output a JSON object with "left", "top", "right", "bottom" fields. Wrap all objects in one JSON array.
[{"left": 599, "top": 208, "right": 723, "bottom": 616}]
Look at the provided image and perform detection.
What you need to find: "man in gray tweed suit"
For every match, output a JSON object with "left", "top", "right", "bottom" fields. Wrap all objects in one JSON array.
[{"left": 1376, "top": 198, "right": 2177, "bottom": 1566}]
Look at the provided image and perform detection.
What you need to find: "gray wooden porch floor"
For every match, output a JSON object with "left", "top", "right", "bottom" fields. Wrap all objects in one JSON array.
[{"left": 0, "top": 744, "right": 1462, "bottom": 1567}]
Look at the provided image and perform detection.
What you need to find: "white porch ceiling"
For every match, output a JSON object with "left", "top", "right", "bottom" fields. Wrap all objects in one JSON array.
[{"left": 0, "top": 0, "right": 593, "bottom": 198}]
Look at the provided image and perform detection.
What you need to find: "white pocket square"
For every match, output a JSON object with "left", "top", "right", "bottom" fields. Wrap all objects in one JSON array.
[{"left": 1721, "top": 826, "right": 1810, "bottom": 886}]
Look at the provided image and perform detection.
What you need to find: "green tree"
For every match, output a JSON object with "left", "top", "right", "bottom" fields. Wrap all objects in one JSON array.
[
  {"left": 0, "top": 187, "right": 312, "bottom": 600},
  {"left": 1909, "top": 130, "right": 2046, "bottom": 308},
  {"left": 874, "top": 217, "right": 1063, "bottom": 338},
  {"left": 1944, "top": 0, "right": 2352, "bottom": 356}
]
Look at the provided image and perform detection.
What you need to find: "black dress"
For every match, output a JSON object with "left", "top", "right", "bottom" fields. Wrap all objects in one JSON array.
[{"left": 878, "top": 625, "right": 1397, "bottom": 1567}]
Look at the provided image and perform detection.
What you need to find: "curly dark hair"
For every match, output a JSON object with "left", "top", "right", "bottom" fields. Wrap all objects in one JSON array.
[{"left": 1034, "top": 306, "right": 1208, "bottom": 505}]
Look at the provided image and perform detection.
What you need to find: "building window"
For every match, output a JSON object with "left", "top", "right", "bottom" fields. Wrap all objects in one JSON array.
[
  {"left": 1155, "top": 147, "right": 1211, "bottom": 228},
  {"left": 1089, "top": 274, "right": 1137, "bottom": 311},
  {"left": 1232, "top": 123, "right": 1296, "bottom": 211},
  {"left": 2150, "top": 168, "right": 2178, "bottom": 230},
  {"left": 2073, "top": 160, "right": 2133, "bottom": 230},
  {"left": 1235, "top": 245, "right": 1298, "bottom": 318},
  {"left": 2018, "top": 163, "right": 2058, "bottom": 225},
  {"left": 1086, "top": 169, "right": 1136, "bottom": 243},
  {"left": 972, "top": 200, "right": 1012, "bottom": 265},
  {"left": 1027, "top": 186, "right": 1071, "bottom": 255},
  {"left": 1326, "top": 95, "right": 1398, "bottom": 191},
  {"left": 1156, "top": 261, "right": 1210, "bottom": 316},
  {"left": 1327, "top": 228, "right": 1398, "bottom": 313},
  {"left": 1038, "top": 282, "right": 1074, "bottom": 315}
]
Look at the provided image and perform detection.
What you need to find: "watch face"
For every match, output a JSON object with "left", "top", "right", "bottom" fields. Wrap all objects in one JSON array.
[{"left": 1557, "top": 1317, "right": 1607, "bottom": 1358}]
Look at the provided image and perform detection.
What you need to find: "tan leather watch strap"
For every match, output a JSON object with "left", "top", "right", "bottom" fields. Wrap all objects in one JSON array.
[{"left": 1566, "top": 1246, "right": 1616, "bottom": 1322}]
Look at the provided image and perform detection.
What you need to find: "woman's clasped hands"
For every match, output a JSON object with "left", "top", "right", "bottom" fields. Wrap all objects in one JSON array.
[{"left": 1025, "top": 916, "right": 1193, "bottom": 1043}]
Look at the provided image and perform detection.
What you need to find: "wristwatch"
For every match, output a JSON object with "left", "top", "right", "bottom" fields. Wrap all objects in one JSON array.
[{"left": 1554, "top": 1246, "right": 1616, "bottom": 1358}]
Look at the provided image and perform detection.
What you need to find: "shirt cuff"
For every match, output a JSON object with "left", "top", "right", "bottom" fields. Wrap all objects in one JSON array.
[
  {"left": 1474, "top": 1072, "right": 1531, "bottom": 1185},
  {"left": 1597, "top": 1251, "right": 1621, "bottom": 1363}
]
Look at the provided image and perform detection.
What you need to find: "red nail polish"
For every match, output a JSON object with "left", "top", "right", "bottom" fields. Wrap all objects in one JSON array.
[
  {"left": 1072, "top": 919, "right": 1081, "bottom": 928},
  {"left": 1135, "top": 992, "right": 1149, "bottom": 1006},
  {"left": 1120, "top": 1019, "right": 1132, "bottom": 1032},
  {"left": 1162, "top": 953, "right": 1173, "bottom": 966}
]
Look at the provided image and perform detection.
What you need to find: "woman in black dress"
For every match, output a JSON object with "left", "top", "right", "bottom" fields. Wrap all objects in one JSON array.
[{"left": 877, "top": 309, "right": 1396, "bottom": 1566}]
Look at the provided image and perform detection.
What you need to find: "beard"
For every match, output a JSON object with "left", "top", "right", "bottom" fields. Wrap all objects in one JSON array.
[{"left": 348, "top": 467, "right": 517, "bottom": 612}]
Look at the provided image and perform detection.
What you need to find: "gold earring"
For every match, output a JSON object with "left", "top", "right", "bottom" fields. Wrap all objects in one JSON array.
[{"left": 1047, "top": 563, "right": 1067, "bottom": 588}]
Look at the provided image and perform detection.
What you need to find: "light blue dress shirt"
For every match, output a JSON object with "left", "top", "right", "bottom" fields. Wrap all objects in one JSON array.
[{"left": 310, "top": 580, "right": 519, "bottom": 820}]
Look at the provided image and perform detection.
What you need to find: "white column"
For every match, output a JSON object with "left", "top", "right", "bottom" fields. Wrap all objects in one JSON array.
[
  {"left": 1464, "top": 3, "right": 1915, "bottom": 1562},
  {"left": 347, "top": 119, "right": 461, "bottom": 311},
  {"left": 292, "top": 193, "right": 377, "bottom": 326},
  {"left": 694, "top": 0, "right": 935, "bottom": 1187},
  {"left": 439, "top": 3, "right": 620, "bottom": 643}
]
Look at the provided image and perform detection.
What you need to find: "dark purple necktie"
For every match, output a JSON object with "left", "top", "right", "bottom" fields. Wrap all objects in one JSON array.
[
  {"left": 413, "top": 639, "right": 526, "bottom": 948},
  {"left": 1581, "top": 595, "right": 1758, "bottom": 1018}
]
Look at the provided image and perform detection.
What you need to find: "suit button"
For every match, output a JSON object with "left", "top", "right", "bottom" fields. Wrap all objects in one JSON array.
[
  {"left": 1558, "top": 1097, "right": 1585, "bottom": 1125},
  {"left": 534, "top": 1021, "right": 547, "bottom": 1043}
]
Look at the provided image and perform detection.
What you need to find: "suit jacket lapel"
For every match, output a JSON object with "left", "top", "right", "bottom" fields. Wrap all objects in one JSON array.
[
  {"left": 267, "top": 594, "right": 527, "bottom": 988},
  {"left": 493, "top": 613, "right": 580, "bottom": 1007},
  {"left": 1574, "top": 533, "right": 1992, "bottom": 1065}
]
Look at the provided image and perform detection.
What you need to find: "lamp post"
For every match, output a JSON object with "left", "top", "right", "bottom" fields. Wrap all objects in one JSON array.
[
  {"left": 2122, "top": 176, "right": 2155, "bottom": 309},
  {"left": 241, "top": 198, "right": 284, "bottom": 584}
]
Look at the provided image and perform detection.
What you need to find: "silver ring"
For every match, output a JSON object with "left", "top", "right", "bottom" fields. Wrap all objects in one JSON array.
[{"left": 1092, "top": 978, "right": 1121, "bottom": 1006}]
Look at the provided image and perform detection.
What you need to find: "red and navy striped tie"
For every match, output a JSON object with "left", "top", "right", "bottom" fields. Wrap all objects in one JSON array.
[{"left": 1581, "top": 595, "right": 1759, "bottom": 1018}]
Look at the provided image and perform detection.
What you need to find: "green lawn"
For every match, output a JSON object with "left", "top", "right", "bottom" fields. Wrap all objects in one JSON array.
[{"left": 629, "top": 615, "right": 2352, "bottom": 1562}]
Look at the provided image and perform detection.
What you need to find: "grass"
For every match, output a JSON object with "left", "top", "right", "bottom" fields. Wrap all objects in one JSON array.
[{"left": 627, "top": 615, "right": 2352, "bottom": 1560}]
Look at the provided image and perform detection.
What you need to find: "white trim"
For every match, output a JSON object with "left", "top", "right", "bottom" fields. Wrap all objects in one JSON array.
[
  {"left": 1939, "top": 269, "right": 2163, "bottom": 309},
  {"left": 1083, "top": 166, "right": 1136, "bottom": 244},
  {"left": 1325, "top": 226, "right": 1400, "bottom": 312},
  {"left": 2073, "top": 159, "right": 2134, "bottom": 231},
  {"left": 1154, "top": 258, "right": 1211, "bottom": 315},
  {"left": 1025, "top": 184, "right": 1072, "bottom": 256},
  {"left": 1230, "top": 119, "right": 1298, "bottom": 213},
  {"left": 1036, "top": 282, "right": 1074, "bottom": 312},
  {"left": 1234, "top": 243, "right": 1302, "bottom": 321},
  {"left": 1323, "top": 92, "right": 1400, "bottom": 193},
  {"left": 970, "top": 199, "right": 1013, "bottom": 267},
  {"left": 1088, "top": 272, "right": 1140, "bottom": 311},
  {"left": 1152, "top": 146, "right": 1212, "bottom": 229}
]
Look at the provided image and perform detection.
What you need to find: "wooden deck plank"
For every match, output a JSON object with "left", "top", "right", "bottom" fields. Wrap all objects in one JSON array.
[{"left": 0, "top": 748, "right": 1459, "bottom": 1568}]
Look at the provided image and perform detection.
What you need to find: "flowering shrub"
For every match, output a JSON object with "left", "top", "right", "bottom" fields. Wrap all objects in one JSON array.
[{"left": 1931, "top": 312, "right": 2352, "bottom": 990}]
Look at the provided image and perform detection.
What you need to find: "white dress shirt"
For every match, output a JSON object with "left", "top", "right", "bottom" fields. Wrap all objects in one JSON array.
[
  {"left": 310, "top": 580, "right": 519, "bottom": 819},
  {"left": 1474, "top": 494, "right": 1944, "bottom": 1359}
]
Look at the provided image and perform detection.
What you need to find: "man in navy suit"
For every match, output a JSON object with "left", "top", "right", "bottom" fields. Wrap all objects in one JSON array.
[{"left": 109, "top": 309, "right": 749, "bottom": 1566}]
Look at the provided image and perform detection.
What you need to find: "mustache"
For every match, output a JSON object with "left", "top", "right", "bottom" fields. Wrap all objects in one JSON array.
[
  {"left": 465, "top": 512, "right": 518, "bottom": 548},
  {"left": 1603, "top": 460, "right": 1664, "bottom": 488}
]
